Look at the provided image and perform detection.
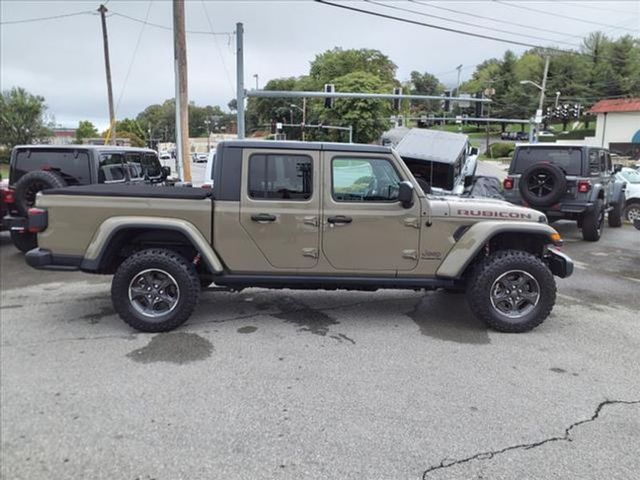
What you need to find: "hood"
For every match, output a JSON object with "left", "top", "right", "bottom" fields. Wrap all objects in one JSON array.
[{"left": 446, "top": 196, "right": 544, "bottom": 223}]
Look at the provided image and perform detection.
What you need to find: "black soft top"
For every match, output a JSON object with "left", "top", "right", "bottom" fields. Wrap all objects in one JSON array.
[{"left": 42, "top": 184, "right": 212, "bottom": 200}]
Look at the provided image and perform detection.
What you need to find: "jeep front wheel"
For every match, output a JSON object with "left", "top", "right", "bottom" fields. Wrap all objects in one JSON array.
[
  {"left": 466, "top": 250, "right": 556, "bottom": 333},
  {"left": 111, "top": 249, "right": 201, "bottom": 332}
]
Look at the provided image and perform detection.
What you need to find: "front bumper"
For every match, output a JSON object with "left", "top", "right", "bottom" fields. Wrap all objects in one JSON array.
[
  {"left": 546, "top": 247, "right": 574, "bottom": 278},
  {"left": 25, "top": 248, "right": 82, "bottom": 271}
]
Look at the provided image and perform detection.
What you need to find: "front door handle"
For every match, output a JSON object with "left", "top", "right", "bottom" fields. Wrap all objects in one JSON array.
[
  {"left": 327, "top": 215, "right": 352, "bottom": 224},
  {"left": 251, "top": 213, "right": 276, "bottom": 222}
]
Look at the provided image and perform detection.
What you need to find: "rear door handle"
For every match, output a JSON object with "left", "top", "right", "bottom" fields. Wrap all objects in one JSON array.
[
  {"left": 251, "top": 213, "right": 276, "bottom": 222},
  {"left": 327, "top": 215, "right": 352, "bottom": 224}
]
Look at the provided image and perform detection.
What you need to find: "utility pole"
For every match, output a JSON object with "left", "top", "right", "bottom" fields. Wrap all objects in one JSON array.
[
  {"left": 236, "top": 22, "right": 245, "bottom": 139},
  {"left": 98, "top": 4, "right": 116, "bottom": 145},
  {"left": 173, "top": 0, "right": 191, "bottom": 181},
  {"left": 302, "top": 97, "right": 306, "bottom": 142},
  {"left": 536, "top": 56, "right": 550, "bottom": 138},
  {"left": 455, "top": 64, "right": 463, "bottom": 96}
]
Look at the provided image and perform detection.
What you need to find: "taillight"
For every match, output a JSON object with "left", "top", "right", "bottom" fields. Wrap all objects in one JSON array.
[
  {"left": 27, "top": 208, "right": 48, "bottom": 233},
  {"left": 201, "top": 184, "right": 212, "bottom": 189},
  {"left": 503, "top": 177, "right": 514, "bottom": 190},
  {"left": 1, "top": 187, "right": 15, "bottom": 204},
  {"left": 577, "top": 180, "right": 591, "bottom": 193}
]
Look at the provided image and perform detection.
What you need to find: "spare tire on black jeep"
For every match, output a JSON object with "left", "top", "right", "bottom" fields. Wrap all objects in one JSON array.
[
  {"left": 518, "top": 163, "right": 567, "bottom": 208},
  {"left": 13, "top": 170, "right": 67, "bottom": 216}
]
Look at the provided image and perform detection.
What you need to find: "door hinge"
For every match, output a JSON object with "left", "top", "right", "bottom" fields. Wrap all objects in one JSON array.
[
  {"left": 303, "top": 216, "right": 319, "bottom": 227},
  {"left": 302, "top": 248, "right": 319, "bottom": 259},
  {"left": 403, "top": 217, "right": 420, "bottom": 229},
  {"left": 402, "top": 249, "right": 418, "bottom": 260}
]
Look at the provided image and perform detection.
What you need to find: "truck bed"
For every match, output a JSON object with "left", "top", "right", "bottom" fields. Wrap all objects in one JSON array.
[{"left": 42, "top": 184, "right": 212, "bottom": 200}]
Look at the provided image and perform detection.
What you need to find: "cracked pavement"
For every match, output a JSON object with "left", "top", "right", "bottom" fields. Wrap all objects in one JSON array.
[{"left": 1, "top": 223, "right": 640, "bottom": 479}]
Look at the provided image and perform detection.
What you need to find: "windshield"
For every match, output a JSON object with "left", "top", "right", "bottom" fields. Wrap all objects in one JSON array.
[
  {"left": 621, "top": 169, "right": 640, "bottom": 184},
  {"left": 512, "top": 147, "right": 582, "bottom": 176}
]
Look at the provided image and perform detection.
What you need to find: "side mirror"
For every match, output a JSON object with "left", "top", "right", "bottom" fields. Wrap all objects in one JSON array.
[
  {"left": 469, "top": 146, "right": 479, "bottom": 156},
  {"left": 161, "top": 166, "right": 171, "bottom": 179},
  {"left": 613, "top": 164, "right": 622, "bottom": 173},
  {"left": 398, "top": 181, "right": 414, "bottom": 209}
]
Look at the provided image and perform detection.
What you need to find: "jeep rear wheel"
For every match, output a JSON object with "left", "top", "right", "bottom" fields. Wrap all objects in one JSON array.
[
  {"left": 607, "top": 200, "right": 623, "bottom": 228},
  {"left": 10, "top": 230, "right": 37, "bottom": 253},
  {"left": 582, "top": 200, "right": 604, "bottom": 241},
  {"left": 466, "top": 250, "right": 556, "bottom": 333},
  {"left": 111, "top": 249, "right": 200, "bottom": 332}
]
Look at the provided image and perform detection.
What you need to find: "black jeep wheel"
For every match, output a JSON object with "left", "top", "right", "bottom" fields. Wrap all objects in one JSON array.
[
  {"left": 582, "top": 199, "right": 604, "bottom": 241},
  {"left": 608, "top": 200, "right": 623, "bottom": 228},
  {"left": 111, "top": 249, "right": 201, "bottom": 332},
  {"left": 466, "top": 249, "right": 556, "bottom": 333},
  {"left": 518, "top": 163, "right": 567, "bottom": 208},
  {"left": 10, "top": 230, "right": 37, "bottom": 253},
  {"left": 14, "top": 170, "right": 66, "bottom": 216}
]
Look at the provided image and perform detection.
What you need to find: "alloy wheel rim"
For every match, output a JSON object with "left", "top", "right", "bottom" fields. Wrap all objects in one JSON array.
[
  {"left": 128, "top": 268, "right": 180, "bottom": 319},
  {"left": 490, "top": 270, "right": 540, "bottom": 319},
  {"left": 627, "top": 206, "right": 640, "bottom": 221},
  {"left": 527, "top": 171, "right": 554, "bottom": 198}
]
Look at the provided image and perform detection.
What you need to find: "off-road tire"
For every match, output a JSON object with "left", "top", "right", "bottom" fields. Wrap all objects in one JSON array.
[
  {"left": 607, "top": 200, "right": 623, "bottom": 228},
  {"left": 582, "top": 200, "right": 604, "bottom": 241},
  {"left": 111, "top": 248, "right": 201, "bottom": 332},
  {"left": 623, "top": 202, "right": 640, "bottom": 224},
  {"left": 466, "top": 249, "right": 556, "bottom": 333},
  {"left": 10, "top": 230, "right": 37, "bottom": 253},
  {"left": 518, "top": 163, "right": 567, "bottom": 208},
  {"left": 13, "top": 170, "right": 66, "bottom": 216}
]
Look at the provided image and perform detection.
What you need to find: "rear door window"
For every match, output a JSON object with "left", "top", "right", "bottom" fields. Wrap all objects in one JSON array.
[
  {"left": 248, "top": 154, "right": 312, "bottom": 200},
  {"left": 513, "top": 148, "right": 583, "bottom": 176},
  {"left": 13, "top": 149, "right": 91, "bottom": 185},
  {"left": 142, "top": 153, "right": 162, "bottom": 179},
  {"left": 125, "top": 153, "right": 144, "bottom": 181},
  {"left": 98, "top": 153, "right": 127, "bottom": 183}
]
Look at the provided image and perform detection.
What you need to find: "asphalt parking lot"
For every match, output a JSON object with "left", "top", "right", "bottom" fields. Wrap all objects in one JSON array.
[{"left": 1, "top": 222, "right": 639, "bottom": 479}]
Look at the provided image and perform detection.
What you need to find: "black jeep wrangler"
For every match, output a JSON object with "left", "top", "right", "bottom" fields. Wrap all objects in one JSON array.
[
  {"left": 502, "top": 144, "right": 625, "bottom": 241},
  {"left": 3, "top": 145, "right": 169, "bottom": 252}
]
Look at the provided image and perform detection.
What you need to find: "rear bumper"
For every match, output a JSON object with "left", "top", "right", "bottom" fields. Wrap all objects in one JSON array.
[
  {"left": 3, "top": 214, "right": 27, "bottom": 230},
  {"left": 25, "top": 248, "right": 82, "bottom": 271},
  {"left": 546, "top": 247, "right": 574, "bottom": 279},
  {"left": 504, "top": 199, "right": 594, "bottom": 216}
]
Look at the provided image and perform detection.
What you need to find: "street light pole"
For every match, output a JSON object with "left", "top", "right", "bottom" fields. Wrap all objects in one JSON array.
[{"left": 519, "top": 55, "right": 550, "bottom": 141}]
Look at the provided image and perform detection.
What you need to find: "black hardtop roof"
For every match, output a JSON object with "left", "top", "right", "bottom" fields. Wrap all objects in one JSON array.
[
  {"left": 515, "top": 144, "right": 605, "bottom": 152},
  {"left": 13, "top": 144, "right": 156, "bottom": 153},
  {"left": 218, "top": 140, "right": 393, "bottom": 154}
]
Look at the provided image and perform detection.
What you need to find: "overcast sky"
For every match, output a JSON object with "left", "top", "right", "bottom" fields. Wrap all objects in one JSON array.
[{"left": 1, "top": 0, "right": 638, "bottom": 130}]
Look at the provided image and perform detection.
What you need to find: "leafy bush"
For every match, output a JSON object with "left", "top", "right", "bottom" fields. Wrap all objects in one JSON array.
[
  {"left": 560, "top": 129, "right": 595, "bottom": 140},
  {"left": 489, "top": 142, "right": 515, "bottom": 158}
]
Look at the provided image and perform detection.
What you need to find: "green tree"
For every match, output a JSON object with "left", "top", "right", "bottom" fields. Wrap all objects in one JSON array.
[
  {"left": 309, "top": 48, "right": 397, "bottom": 88},
  {"left": 409, "top": 70, "right": 444, "bottom": 111},
  {"left": 75, "top": 120, "right": 98, "bottom": 143},
  {"left": 318, "top": 71, "right": 393, "bottom": 144},
  {"left": 0, "top": 87, "right": 52, "bottom": 148}
]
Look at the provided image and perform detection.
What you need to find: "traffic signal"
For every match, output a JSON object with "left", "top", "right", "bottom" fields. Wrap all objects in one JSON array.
[
  {"left": 393, "top": 87, "right": 402, "bottom": 111},
  {"left": 443, "top": 90, "right": 451, "bottom": 112},
  {"left": 324, "top": 84, "right": 335, "bottom": 108}
]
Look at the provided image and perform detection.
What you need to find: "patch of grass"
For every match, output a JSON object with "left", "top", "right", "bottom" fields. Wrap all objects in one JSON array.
[{"left": 0, "top": 164, "right": 9, "bottom": 180}]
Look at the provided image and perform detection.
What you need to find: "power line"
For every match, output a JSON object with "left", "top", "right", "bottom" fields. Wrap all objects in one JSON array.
[
  {"left": 365, "top": 0, "right": 582, "bottom": 48},
  {"left": 108, "top": 11, "right": 232, "bottom": 36},
  {"left": 314, "top": 0, "right": 576, "bottom": 53},
  {"left": 411, "top": 0, "right": 585, "bottom": 40},
  {"left": 494, "top": 0, "right": 639, "bottom": 33},
  {"left": 114, "top": 1, "right": 154, "bottom": 116},
  {"left": 0, "top": 10, "right": 96, "bottom": 25},
  {"left": 201, "top": 0, "right": 236, "bottom": 97}
]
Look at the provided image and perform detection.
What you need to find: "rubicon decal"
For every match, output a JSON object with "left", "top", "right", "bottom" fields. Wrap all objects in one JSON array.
[{"left": 457, "top": 209, "right": 532, "bottom": 219}]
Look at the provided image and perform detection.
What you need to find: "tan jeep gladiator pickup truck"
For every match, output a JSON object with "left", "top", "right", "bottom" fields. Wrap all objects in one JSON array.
[{"left": 25, "top": 140, "right": 573, "bottom": 333}]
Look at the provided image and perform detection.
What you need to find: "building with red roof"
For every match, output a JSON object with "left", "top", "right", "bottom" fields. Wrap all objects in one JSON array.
[{"left": 587, "top": 98, "right": 640, "bottom": 150}]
